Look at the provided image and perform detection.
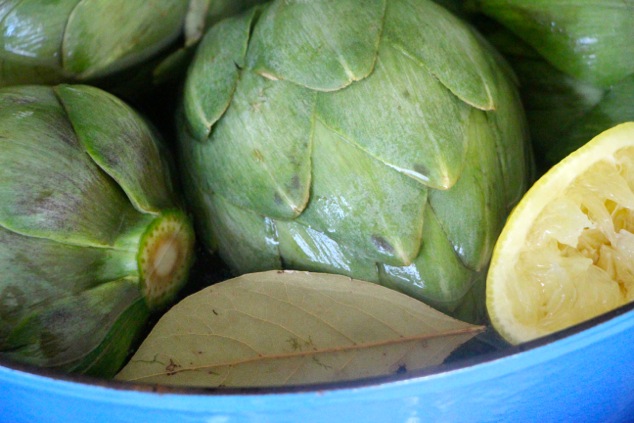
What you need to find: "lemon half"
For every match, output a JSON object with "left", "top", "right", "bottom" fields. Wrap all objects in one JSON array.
[{"left": 487, "top": 122, "right": 634, "bottom": 344}]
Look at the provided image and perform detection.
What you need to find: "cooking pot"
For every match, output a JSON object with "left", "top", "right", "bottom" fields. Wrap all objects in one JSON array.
[{"left": 2, "top": 302, "right": 633, "bottom": 422}]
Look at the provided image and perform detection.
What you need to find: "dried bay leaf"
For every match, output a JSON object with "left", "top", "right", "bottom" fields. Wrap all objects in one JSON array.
[{"left": 115, "top": 270, "right": 484, "bottom": 387}]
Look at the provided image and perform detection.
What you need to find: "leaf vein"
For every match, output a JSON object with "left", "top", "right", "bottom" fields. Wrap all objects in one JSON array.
[{"left": 126, "top": 326, "right": 483, "bottom": 381}]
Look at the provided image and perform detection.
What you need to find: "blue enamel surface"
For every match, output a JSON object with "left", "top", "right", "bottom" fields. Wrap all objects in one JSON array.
[{"left": 2, "top": 308, "right": 634, "bottom": 422}]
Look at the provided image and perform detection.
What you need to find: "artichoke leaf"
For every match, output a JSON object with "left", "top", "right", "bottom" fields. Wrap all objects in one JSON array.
[
  {"left": 514, "top": 57, "right": 604, "bottom": 160},
  {"left": 484, "top": 23, "right": 633, "bottom": 170},
  {"left": 65, "top": 293, "right": 149, "bottom": 377},
  {"left": 183, "top": 7, "right": 257, "bottom": 141},
  {"left": 475, "top": 0, "right": 634, "bottom": 88},
  {"left": 276, "top": 221, "right": 380, "bottom": 283},
  {"left": 176, "top": 125, "right": 239, "bottom": 295},
  {"left": 183, "top": 0, "right": 268, "bottom": 47},
  {"left": 317, "top": 40, "right": 471, "bottom": 190},
  {"left": 546, "top": 74, "right": 634, "bottom": 164},
  {"left": 0, "top": 86, "right": 147, "bottom": 247},
  {"left": 0, "top": 1, "right": 22, "bottom": 20},
  {"left": 198, "top": 192, "right": 282, "bottom": 274},
  {"left": 177, "top": 115, "right": 219, "bottom": 253},
  {"left": 296, "top": 120, "right": 427, "bottom": 267},
  {"left": 246, "top": 0, "right": 385, "bottom": 92},
  {"left": 0, "top": 0, "right": 80, "bottom": 70},
  {"left": 384, "top": 0, "right": 498, "bottom": 111},
  {"left": 379, "top": 206, "right": 477, "bottom": 317},
  {"left": 153, "top": 0, "right": 270, "bottom": 88},
  {"left": 2, "top": 279, "right": 149, "bottom": 377},
  {"left": 0, "top": 60, "right": 64, "bottom": 87},
  {"left": 62, "top": 0, "right": 189, "bottom": 79},
  {"left": 203, "top": 0, "right": 268, "bottom": 33},
  {"left": 56, "top": 84, "right": 175, "bottom": 214},
  {"left": 428, "top": 109, "right": 506, "bottom": 272},
  {"left": 480, "top": 43, "right": 533, "bottom": 209},
  {"left": 183, "top": 0, "right": 212, "bottom": 47},
  {"left": 116, "top": 270, "right": 484, "bottom": 388},
  {"left": 0, "top": 226, "right": 137, "bottom": 343},
  {"left": 199, "top": 71, "right": 314, "bottom": 219},
  {"left": 449, "top": 270, "right": 487, "bottom": 325}
]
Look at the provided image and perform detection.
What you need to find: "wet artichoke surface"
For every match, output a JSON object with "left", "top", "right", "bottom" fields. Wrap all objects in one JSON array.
[
  {"left": 178, "top": 0, "right": 533, "bottom": 323},
  {"left": 0, "top": 84, "right": 195, "bottom": 377}
]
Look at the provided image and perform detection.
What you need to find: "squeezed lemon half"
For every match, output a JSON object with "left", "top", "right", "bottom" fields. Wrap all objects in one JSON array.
[{"left": 487, "top": 122, "right": 634, "bottom": 344}]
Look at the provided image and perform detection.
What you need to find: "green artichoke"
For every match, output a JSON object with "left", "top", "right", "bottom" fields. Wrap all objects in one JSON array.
[
  {"left": 0, "top": 0, "right": 265, "bottom": 95},
  {"left": 471, "top": 0, "right": 634, "bottom": 170},
  {"left": 178, "top": 0, "right": 532, "bottom": 322},
  {"left": 0, "top": 85, "right": 195, "bottom": 377}
]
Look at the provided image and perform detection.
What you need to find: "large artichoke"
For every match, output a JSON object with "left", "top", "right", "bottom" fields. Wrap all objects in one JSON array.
[
  {"left": 0, "top": 85, "right": 195, "bottom": 377},
  {"left": 471, "top": 0, "right": 634, "bottom": 170},
  {"left": 178, "top": 0, "right": 532, "bottom": 322}
]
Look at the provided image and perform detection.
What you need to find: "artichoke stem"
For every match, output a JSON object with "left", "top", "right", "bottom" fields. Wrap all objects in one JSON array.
[{"left": 137, "top": 210, "right": 195, "bottom": 311}]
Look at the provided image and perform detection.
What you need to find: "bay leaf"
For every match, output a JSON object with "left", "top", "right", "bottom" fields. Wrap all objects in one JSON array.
[{"left": 115, "top": 270, "right": 484, "bottom": 388}]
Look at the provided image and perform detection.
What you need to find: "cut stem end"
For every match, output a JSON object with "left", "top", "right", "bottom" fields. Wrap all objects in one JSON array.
[{"left": 138, "top": 210, "right": 196, "bottom": 310}]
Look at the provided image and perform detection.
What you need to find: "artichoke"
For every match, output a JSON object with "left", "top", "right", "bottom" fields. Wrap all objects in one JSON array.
[
  {"left": 0, "top": 0, "right": 265, "bottom": 96},
  {"left": 471, "top": 0, "right": 634, "bottom": 170},
  {"left": 0, "top": 85, "right": 195, "bottom": 377},
  {"left": 178, "top": 0, "right": 532, "bottom": 322}
]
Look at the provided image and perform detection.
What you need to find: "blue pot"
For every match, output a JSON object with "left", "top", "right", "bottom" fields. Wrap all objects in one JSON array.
[{"left": 2, "top": 304, "right": 634, "bottom": 423}]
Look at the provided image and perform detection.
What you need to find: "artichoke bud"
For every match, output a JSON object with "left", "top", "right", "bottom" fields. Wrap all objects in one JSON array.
[
  {"left": 472, "top": 2, "right": 634, "bottom": 171},
  {"left": 0, "top": 85, "right": 195, "bottom": 377},
  {"left": 0, "top": 0, "right": 188, "bottom": 84},
  {"left": 0, "top": 0, "right": 268, "bottom": 96},
  {"left": 179, "top": 0, "right": 532, "bottom": 323},
  {"left": 472, "top": 0, "right": 634, "bottom": 88}
]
